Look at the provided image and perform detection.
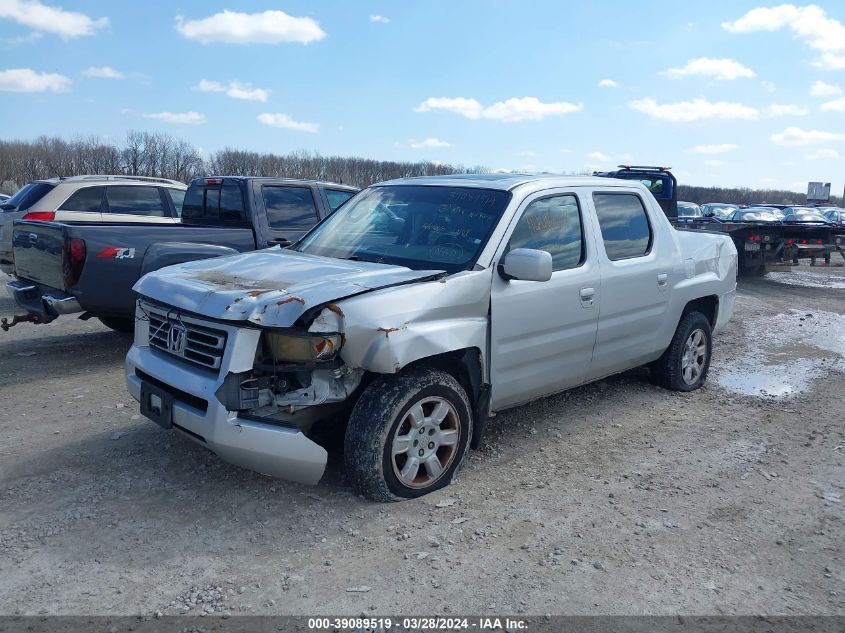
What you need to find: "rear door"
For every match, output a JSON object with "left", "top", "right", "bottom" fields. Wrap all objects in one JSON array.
[
  {"left": 54, "top": 186, "right": 105, "bottom": 222},
  {"left": 103, "top": 185, "right": 178, "bottom": 224},
  {"left": 490, "top": 190, "right": 600, "bottom": 409},
  {"left": 585, "top": 191, "right": 672, "bottom": 379},
  {"left": 256, "top": 183, "right": 321, "bottom": 247}
]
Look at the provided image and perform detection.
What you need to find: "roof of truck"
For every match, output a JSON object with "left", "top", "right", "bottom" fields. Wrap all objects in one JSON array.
[
  {"left": 190, "top": 176, "right": 358, "bottom": 190},
  {"left": 380, "top": 173, "right": 637, "bottom": 191}
]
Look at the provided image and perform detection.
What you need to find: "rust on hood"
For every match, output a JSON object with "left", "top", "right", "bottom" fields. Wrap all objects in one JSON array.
[
  {"left": 276, "top": 296, "right": 306, "bottom": 306},
  {"left": 247, "top": 289, "right": 273, "bottom": 297},
  {"left": 325, "top": 303, "right": 345, "bottom": 318},
  {"left": 377, "top": 326, "right": 400, "bottom": 335}
]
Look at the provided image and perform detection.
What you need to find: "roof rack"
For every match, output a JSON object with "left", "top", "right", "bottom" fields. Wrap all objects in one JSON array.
[
  {"left": 615, "top": 165, "right": 673, "bottom": 172},
  {"left": 55, "top": 175, "right": 185, "bottom": 185}
]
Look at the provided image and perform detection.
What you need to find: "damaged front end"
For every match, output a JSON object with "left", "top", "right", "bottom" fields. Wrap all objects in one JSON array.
[{"left": 216, "top": 328, "right": 364, "bottom": 432}]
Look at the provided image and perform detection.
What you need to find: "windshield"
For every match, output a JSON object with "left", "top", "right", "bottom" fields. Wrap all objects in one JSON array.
[
  {"left": 295, "top": 185, "right": 512, "bottom": 273},
  {"left": 678, "top": 202, "right": 700, "bottom": 217}
]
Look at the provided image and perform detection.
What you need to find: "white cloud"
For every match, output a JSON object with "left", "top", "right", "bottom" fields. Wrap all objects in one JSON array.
[
  {"left": 813, "top": 53, "right": 845, "bottom": 70},
  {"left": 805, "top": 148, "right": 840, "bottom": 160},
  {"left": 820, "top": 97, "right": 845, "bottom": 112},
  {"left": 767, "top": 103, "right": 809, "bottom": 116},
  {"left": 176, "top": 9, "right": 325, "bottom": 45},
  {"left": 83, "top": 66, "right": 123, "bottom": 79},
  {"left": 194, "top": 79, "right": 225, "bottom": 92},
  {"left": 415, "top": 96, "right": 582, "bottom": 123},
  {"left": 587, "top": 151, "right": 610, "bottom": 162},
  {"left": 369, "top": 15, "right": 389, "bottom": 23},
  {"left": 597, "top": 79, "right": 617, "bottom": 88},
  {"left": 0, "top": 0, "right": 107, "bottom": 39},
  {"left": 723, "top": 4, "right": 845, "bottom": 51},
  {"left": 685, "top": 143, "right": 740, "bottom": 154},
  {"left": 810, "top": 80, "right": 842, "bottom": 97},
  {"left": 0, "top": 67, "right": 71, "bottom": 92},
  {"left": 405, "top": 137, "right": 451, "bottom": 149},
  {"left": 704, "top": 159, "right": 724, "bottom": 167},
  {"left": 629, "top": 97, "right": 759, "bottom": 122},
  {"left": 257, "top": 112, "right": 319, "bottom": 133},
  {"left": 771, "top": 126, "right": 845, "bottom": 146},
  {"left": 193, "top": 79, "right": 270, "bottom": 102},
  {"left": 143, "top": 111, "right": 206, "bottom": 125},
  {"left": 724, "top": 5, "right": 845, "bottom": 68},
  {"left": 663, "top": 57, "right": 755, "bottom": 81}
]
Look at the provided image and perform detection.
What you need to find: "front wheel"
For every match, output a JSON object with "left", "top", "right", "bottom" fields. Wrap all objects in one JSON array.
[
  {"left": 344, "top": 368, "right": 472, "bottom": 501},
  {"left": 650, "top": 311, "right": 713, "bottom": 392}
]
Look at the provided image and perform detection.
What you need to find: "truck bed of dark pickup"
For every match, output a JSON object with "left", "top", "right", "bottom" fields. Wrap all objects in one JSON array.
[{"left": 5, "top": 177, "right": 358, "bottom": 331}]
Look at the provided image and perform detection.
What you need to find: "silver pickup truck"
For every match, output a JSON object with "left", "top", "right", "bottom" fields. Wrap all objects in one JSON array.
[{"left": 126, "top": 174, "right": 737, "bottom": 501}]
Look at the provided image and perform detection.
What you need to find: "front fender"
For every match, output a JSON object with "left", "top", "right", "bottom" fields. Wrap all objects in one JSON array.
[
  {"left": 309, "top": 270, "right": 492, "bottom": 376},
  {"left": 140, "top": 242, "right": 240, "bottom": 277}
]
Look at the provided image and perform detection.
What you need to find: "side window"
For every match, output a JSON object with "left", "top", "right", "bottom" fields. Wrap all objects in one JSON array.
[
  {"left": 263, "top": 186, "right": 318, "bottom": 229},
  {"left": 167, "top": 189, "right": 186, "bottom": 217},
  {"left": 593, "top": 193, "right": 652, "bottom": 261},
  {"left": 507, "top": 194, "right": 583, "bottom": 271},
  {"left": 105, "top": 186, "right": 167, "bottom": 217},
  {"left": 325, "top": 189, "right": 355, "bottom": 212},
  {"left": 60, "top": 187, "right": 104, "bottom": 212}
]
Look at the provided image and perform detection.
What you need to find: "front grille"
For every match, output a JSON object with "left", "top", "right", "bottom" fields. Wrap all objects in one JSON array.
[{"left": 145, "top": 304, "right": 227, "bottom": 370}]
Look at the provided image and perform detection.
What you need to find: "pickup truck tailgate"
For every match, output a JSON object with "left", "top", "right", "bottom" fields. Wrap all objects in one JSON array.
[{"left": 12, "top": 221, "right": 67, "bottom": 289}]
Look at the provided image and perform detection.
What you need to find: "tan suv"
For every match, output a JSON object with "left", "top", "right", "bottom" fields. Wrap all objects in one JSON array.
[{"left": 0, "top": 175, "right": 186, "bottom": 274}]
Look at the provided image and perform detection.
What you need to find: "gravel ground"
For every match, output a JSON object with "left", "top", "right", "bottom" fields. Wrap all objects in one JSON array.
[{"left": 0, "top": 266, "right": 843, "bottom": 616}]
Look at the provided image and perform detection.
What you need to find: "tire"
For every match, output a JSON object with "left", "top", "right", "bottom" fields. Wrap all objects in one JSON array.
[
  {"left": 650, "top": 311, "right": 712, "bottom": 392},
  {"left": 98, "top": 316, "right": 135, "bottom": 334},
  {"left": 344, "top": 367, "right": 473, "bottom": 502}
]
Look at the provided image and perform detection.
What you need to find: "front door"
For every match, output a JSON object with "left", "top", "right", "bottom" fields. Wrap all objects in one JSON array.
[{"left": 490, "top": 191, "right": 600, "bottom": 410}]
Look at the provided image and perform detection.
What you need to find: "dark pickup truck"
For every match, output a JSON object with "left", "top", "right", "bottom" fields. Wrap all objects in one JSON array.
[{"left": 4, "top": 177, "right": 358, "bottom": 332}]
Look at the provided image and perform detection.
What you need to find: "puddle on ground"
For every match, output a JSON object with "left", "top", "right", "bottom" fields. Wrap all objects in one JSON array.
[
  {"left": 766, "top": 271, "right": 845, "bottom": 290},
  {"left": 712, "top": 309, "right": 845, "bottom": 400}
]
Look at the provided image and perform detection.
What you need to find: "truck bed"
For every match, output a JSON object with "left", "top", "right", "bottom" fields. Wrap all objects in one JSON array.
[{"left": 11, "top": 220, "right": 257, "bottom": 319}]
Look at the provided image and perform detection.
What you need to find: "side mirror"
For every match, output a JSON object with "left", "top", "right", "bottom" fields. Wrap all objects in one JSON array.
[{"left": 499, "top": 248, "right": 553, "bottom": 282}]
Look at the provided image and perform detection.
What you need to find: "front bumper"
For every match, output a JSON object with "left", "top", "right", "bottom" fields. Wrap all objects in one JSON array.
[
  {"left": 125, "top": 325, "right": 328, "bottom": 485},
  {"left": 6, "top": 279, "right": 82, "bottom": 321}
]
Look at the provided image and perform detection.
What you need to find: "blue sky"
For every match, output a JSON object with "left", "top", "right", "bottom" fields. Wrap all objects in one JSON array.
[{"left": 2, "top": 1, "right": 845, "bottom": 192}]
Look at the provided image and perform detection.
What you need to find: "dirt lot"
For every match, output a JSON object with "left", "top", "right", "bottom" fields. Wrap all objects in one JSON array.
[{"left": 0, "top": 267, "right": 843, "bottom": 616}]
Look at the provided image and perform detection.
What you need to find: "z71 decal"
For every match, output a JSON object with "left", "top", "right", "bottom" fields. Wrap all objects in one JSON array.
[{"left": 97, "top": 246, "right": 136, "bottom": 259}]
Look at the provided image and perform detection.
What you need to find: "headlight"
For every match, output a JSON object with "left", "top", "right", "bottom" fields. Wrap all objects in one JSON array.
[{"left": 264, "top": 332, "right": 342, "bottom": 363}]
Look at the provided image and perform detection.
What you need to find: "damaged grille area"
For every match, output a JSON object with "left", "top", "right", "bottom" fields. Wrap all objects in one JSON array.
[{"left": 145, "top": 304, "right": 227, "bottom": 370}]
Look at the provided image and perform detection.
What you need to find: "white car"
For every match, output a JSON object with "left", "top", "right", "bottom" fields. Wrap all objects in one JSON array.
[
  {"left": 127, "top": 174, "right": 737, "bottom": 501},
  {"left": 0, "top": 175, "right": 186, "bottom": 274}
]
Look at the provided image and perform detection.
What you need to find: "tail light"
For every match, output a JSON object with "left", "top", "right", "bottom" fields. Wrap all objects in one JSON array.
[
  {"left": 801, "top": 239, "right": 808, "bottom": 244},
  {"left": 748, "top": 235, "right": 761, "bottom": 242},
  {"left": 815, "top": 239, "right": 823, "bottom": 244},
  {"left": 204, "top": 178, "right": 222, "bottom": 185},
  {"left": 62, "top": 237, "right": 86, "bottom": 288},
  {"left": 785, "top": 239, "right": 794, "bottom": 245},
  {"left": 23, "top": 211, "right": 55, "bottom": 221}
]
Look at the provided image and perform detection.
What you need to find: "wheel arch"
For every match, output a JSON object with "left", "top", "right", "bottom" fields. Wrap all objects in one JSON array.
[{"left": 681, "top": 295, "right": 719, "bottom": 327}]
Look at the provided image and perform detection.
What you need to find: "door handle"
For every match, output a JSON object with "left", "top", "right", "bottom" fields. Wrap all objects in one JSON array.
[
  {"left": 580, "top": 287, "right": 595, "bottom": 299},
  {"left": 270, "top": 237, "right": 291, "bottom": 247},
  {"left": 657, "top": 273, "right": 668, "bottom": 286}
]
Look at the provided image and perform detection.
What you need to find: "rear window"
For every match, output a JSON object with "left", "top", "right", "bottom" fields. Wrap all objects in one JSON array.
[
  {"left": 60, "top": 186, "right": 104, "bottom": 213},
  {"left": 104, "top": 186, "right": 167, "bottom": 216},
  {"left": 6, "top": 182, "right": 55, "bottom": 210},
  {"left": 325, "top": 189, "right": 355, "bottom": 212},
  {"left": 167, "top": 189, "right": 186, "bottom": 216},
  {"left": 593, "top": 193, "right": 653, "bottom": 260},
  {"left": 262, "top": 185, "right": 318, "bottom": 229},
  {"left": 182, "top": 183, "right": 246, "bottom": 223}
]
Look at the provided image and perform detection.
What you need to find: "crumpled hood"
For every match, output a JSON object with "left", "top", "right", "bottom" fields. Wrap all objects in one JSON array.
[{"left": 133, "top": 248, "right": 445, "bottom": 327}]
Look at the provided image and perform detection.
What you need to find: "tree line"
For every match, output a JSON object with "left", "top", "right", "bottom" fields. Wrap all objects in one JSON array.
[
  {"left": 0, "top": 132, "right": 482, "bottom": 193},
  {"left": 0, "top": 132, "right": 840, "bottom": 206}
]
